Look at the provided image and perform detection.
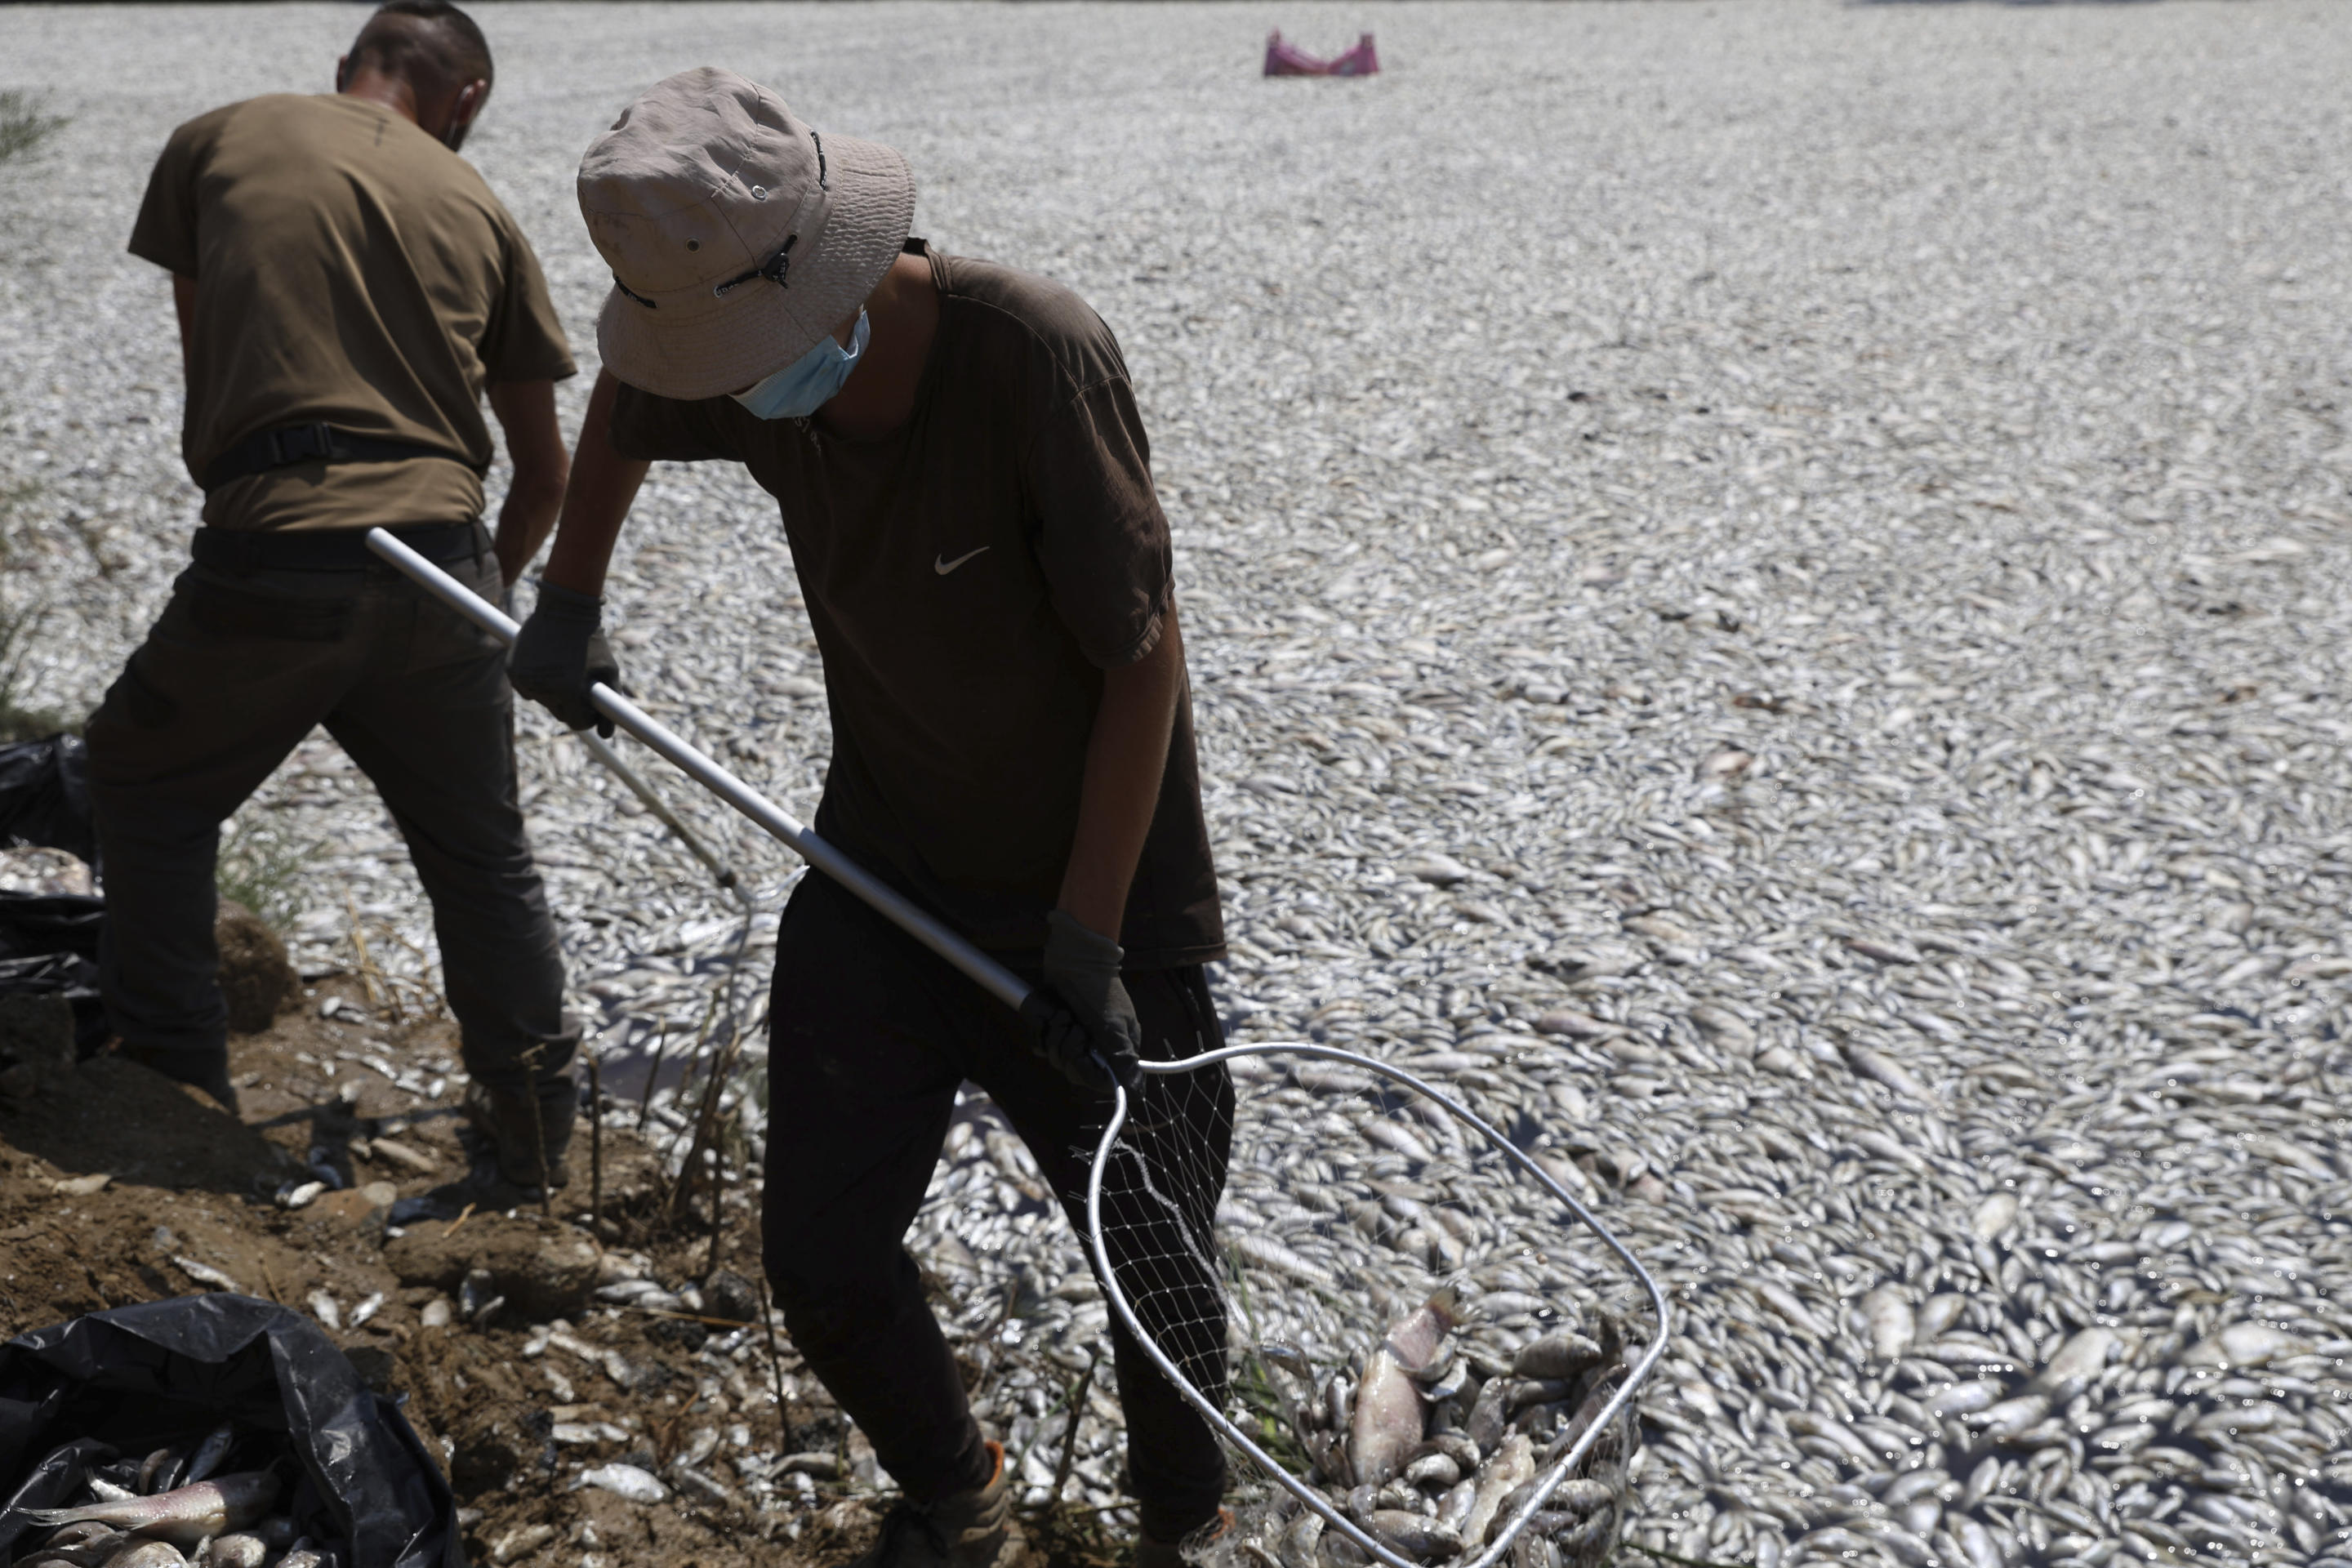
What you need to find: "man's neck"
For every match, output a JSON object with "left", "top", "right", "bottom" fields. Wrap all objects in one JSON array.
[
  {"left": 340, "top": 68, "right": 421, "bottom": 127},
  {"left": 820, "top": 250, "right": 939, "bottom": 443}
]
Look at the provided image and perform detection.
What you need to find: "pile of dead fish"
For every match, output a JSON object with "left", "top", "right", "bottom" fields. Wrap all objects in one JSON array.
[
  {"left": 12, "top": 1428, "right": 325, "bottom": 1568},
  {"left": 1215, "top": 1290, "right": 1637, "bottom": 1568}
]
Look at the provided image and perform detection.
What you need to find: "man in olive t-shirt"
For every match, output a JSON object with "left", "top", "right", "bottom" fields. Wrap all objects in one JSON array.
[
  {"left": 510, "top": 69, "right": 1232, "bottom": 1568},
  {"left": 87, "top": 0, "right": 583, "bottom": 1197}
]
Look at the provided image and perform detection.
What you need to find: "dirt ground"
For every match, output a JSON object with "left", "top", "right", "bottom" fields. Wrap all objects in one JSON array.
[{"left": 0, "top": 980, "right": 1130, "bottom": 1568}]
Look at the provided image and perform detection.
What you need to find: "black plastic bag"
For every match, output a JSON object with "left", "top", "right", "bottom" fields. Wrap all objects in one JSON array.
[
  {"left": 0, "top": 894, "right": 101, "bottom": 965},
  {"left": 0, "top": 738, "right": 92, "bottom": 867},
  {"left": 0, "top": 1295, "right": 460, "bottom": 1568},
  {"left": 0, "top": 896, "right": 105, "bottom": 1052}
]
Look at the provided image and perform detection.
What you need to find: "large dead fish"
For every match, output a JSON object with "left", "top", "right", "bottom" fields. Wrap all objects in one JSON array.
[
  {"left": 1347, "top": 1285, "right": 1460, "bottom": 1487},
  {"left": 20, "top": 1475, "right": 280, "bottom": 1548}
]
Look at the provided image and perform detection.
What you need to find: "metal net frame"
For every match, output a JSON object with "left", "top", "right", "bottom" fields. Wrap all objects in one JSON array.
[{"left": 1085, "top": 1042, "right": 1670, "bottom": 1568}]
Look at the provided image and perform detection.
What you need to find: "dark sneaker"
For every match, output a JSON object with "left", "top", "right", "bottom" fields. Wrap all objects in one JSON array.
[
  {"left": 849, "top": 1442, "right": 1032, "bottom": 1568},
  {"left": 1135, "top": 1508, "right": 1232, "bottom": 1568},
  {"left": 461, "top": 1076, "right": 576, "bottom": 1189}
]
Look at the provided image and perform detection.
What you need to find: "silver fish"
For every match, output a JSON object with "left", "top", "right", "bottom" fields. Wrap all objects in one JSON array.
[{"left": 22, "top": 1474, "right": 281, "bottom": 1548}]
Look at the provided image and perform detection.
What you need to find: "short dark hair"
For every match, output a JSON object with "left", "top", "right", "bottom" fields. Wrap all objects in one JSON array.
[{"left": 347, "top": 1, "right": 494, "bottom": 96}]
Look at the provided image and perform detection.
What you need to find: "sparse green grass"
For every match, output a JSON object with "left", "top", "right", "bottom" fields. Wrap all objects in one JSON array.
[
  {"left": 0, "top": 91, "right": 65, "bottom": 164},
  {"left": 216, "top": 813, "right": 308, "bottom": 932}
]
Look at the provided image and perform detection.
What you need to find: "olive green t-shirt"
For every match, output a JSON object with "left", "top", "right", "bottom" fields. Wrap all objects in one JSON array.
[
  {"left": 607, "top": 243, "right": 1224, "bottom": 969},
  {"left": 128, "top": 93, "right": 575, "bottom": 532}
]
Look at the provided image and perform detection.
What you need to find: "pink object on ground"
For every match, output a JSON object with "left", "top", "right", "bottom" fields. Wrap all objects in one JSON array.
[{"left": 1263, "top": 30, "right": 1379, "bottom": 78}]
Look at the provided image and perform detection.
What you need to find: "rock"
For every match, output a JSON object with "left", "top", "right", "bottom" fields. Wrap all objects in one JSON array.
[
  {"left": 384, "top": 1214, "right": 599, "bottom": 1321},
  {"left": 702, "top": 1267, "right": 760, "bottom": 1325},
  {"left": 215, "top": 900, "right": 296, "bottom": 1033}
]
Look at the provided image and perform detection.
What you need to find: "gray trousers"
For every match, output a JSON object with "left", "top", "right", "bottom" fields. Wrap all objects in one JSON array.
[{"left": 85, "top": 537, "right": 576, "bottom": 1095}]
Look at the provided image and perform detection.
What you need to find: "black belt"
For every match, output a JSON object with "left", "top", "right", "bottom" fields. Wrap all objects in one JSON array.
[
  {"left": 201, "top": 422, "right": 479, "bottom": 492},
  {"left": 190, "top": 521, "right": 485, "bottom": 571}
]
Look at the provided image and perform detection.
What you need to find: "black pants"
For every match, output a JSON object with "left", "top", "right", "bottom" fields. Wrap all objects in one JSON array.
[
  {"left": 761, "top": 870, "right": 1232, "bottom": 1540},
  {"left": 84, "top": 537, "right": 577, "bottom": 1095}
]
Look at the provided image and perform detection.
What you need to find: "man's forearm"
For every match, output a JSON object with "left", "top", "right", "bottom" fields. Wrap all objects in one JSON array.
[
  {"left": 491, "top": 471, "right": 567, "bottom": 586},
  {"left": 542, "top": 368, "right": 650, "bottom": 598},
  {"left": 1057, "top": 604, "right": 1186, "bottom": 942},
  {"left": 486, "top": 378, "right": 572, "bottom": 586}
]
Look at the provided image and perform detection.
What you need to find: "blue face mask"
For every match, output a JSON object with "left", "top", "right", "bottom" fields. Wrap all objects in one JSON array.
[{"left": 731, "top": 310, "right": 870, "bottom": 420}]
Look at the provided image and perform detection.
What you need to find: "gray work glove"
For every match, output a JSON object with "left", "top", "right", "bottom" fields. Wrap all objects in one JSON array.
[
  {"left": 510, "top": 580, "right": 621, "bottom": 737},
  {"left": 1020, "top": 909, "right": 1143, "bottom": 1093}
]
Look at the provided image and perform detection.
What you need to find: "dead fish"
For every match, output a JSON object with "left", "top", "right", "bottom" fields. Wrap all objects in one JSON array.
[
  {"left": 1860, "top": 1285, "right": 1913, "bottom": 1361},
  {"left": 1460, "top": 1432, "right": 1534, "bottom": 1547},
  {"left": 1462, "top": 1374, "right": 1510, "bottom": 1448},
  {"left": 195, "top": 1535, "right": 265, "bottom": 1568},
  {"left": 135, "top": 1453, "right": 175, "bottom": 1496},
  {"left": 1436, "top": 1480, "right": 1477, "bottom": 1537},
  {"left": 28, "top": 1533, "right": 130, "bottom": 1568},
  {"left": 88, "top": 1481, "right": 139, "bottom": 1504},
  {"left": 101, "top": 1545, "right": 185, "bottom": 1568},
  {"left": 22, "top": 1473, "right": 281, "bottom": 1548},
  {"left": 568, "top": 1463, "right": 666, "bottom": 1503},
  {"left": 183, "top": 1427, "right": 234, "bottom": 1487},
  {"left": 1258, "top": 1342, "right": 1315, "bottom": 1382},
  {"left": 1276, "top": 1508, "right": 1324, "bottom": 1568},
  {"left": 1366, "top": 1511, "right": 1461, "bottom": 1561},
  {"left": 1970, "top": 1192, "right": 2018, "bottom": 1240},
  {"left": 1402, "top": 1452, "right": 1460, "bottom": 1489},
  {"left": 1916, "top": 1293, "right": 1967, "bottom": 1340},
  {"left": 45, "top": 1525, "right": 123, "bottom": 1550},
  {"left": 1348, "top": 1287, "right": 1460, "bottom": 1486},
  {"left": 276, "top": 1544, "right": 323, "bottom": 1568},
  {"left": 1512, "top": 1331, "right": 1603, "bottom": 1381}
]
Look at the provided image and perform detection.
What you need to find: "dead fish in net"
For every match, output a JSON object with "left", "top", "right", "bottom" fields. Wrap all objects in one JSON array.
[
  {"left": 1348, "top": 1285, "right": 1461, "bottom": 1486},
  {"left": 21, "top": 1473, "right": 282, "bottom": 1548}
]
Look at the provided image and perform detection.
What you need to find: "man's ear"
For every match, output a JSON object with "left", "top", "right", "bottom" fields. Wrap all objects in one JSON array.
[
  {"left": 334, "top": 53, "right": 350, "bottom": 93},
  {"left": 452, "top": 79, "right": 488, "bottom": 133}
]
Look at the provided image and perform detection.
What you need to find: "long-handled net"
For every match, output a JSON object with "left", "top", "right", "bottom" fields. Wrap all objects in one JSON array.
[
  {"left": 1085, "top": 1045, "right": 1668, "bottom": 1568},
  {"left": 368, "top": 531, "right": 1668, "bottom": 1568}
]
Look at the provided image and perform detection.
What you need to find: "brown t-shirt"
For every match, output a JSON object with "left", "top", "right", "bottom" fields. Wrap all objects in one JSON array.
[
  {"left": 128, "top": 93, "right": 575, "bottom": 532},
  {"left": 609, "top": 243, "right": 1223, "bottom": 968}
]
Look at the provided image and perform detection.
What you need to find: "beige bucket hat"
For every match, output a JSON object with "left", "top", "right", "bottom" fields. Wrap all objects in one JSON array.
[{"left": 578, "top": 67, "right": 915, "bottom": 401}]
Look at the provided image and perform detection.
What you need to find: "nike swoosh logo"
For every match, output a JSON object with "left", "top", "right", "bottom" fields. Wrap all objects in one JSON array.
[{"left": 934, "top": 546, "right": 991, "bottom": 576}]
